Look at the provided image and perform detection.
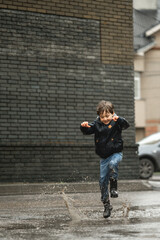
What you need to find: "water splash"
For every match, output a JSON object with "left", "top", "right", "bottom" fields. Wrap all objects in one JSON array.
[
  {"left": 122, "top": 202, "right": 131, "bottom": 217},
  {"left": 62, "top": 190, "right": 88, "bottom": 222}
]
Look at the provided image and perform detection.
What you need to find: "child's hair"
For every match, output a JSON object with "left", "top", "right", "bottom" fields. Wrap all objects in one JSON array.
[{"left": 97, "top": 100, "right": 114, "bottom": 115}]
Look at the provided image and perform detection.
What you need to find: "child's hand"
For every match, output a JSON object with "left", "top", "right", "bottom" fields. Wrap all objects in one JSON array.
[
  {"left": 81, "top": 121, "right": 91, "bottom": 128},
  {"left": 113, "top": 116, "right": 119, "bottom": 122}
]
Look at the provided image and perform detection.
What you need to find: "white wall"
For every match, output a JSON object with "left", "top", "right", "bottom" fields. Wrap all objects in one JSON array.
[{"left": 133, "top": 0, "right": 157, "bottom": 9}]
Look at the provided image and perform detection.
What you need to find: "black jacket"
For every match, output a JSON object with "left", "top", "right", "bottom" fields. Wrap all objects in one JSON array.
[{"left": 80, "top": 117, "right": 130, "bottom": 159}]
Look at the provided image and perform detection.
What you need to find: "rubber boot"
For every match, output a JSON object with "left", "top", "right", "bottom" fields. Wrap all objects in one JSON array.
[
  {"left": 110, "top": 178, "right": 118, "bottom": 198},
  {"left": 103, "top": 199, "right": 113, "bottom": 218}
]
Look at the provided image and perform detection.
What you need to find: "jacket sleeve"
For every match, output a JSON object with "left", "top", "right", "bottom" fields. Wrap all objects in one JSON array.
[
  {"left": 80, "top": 121, "right": 96, "bottom": 135},
  {"left": 117, "top": 117, "right": 130, "bottom": 130}
]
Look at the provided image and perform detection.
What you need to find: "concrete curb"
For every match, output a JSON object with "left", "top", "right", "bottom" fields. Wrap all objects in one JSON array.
[{"left": 0, "top": 180, "right": 153, "bottom": 196}]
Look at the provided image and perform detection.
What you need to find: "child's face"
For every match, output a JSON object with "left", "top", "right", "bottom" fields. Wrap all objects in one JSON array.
[{"left": 99, "top": 111, "right": 113, "bottom": 125}]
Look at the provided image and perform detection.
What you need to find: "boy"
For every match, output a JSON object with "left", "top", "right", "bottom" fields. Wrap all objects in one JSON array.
[{"left": 80, "top": 100, "right": 129, "bottom": 218}]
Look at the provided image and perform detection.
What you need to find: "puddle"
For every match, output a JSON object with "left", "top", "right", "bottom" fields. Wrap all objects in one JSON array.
[{"left": 1, "top": 190, "right": 160, "bottom": 239}]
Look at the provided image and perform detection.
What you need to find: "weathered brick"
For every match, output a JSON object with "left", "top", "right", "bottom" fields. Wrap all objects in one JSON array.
[{"left": 0, "top": 1, "right": 138, "bottom": 182}]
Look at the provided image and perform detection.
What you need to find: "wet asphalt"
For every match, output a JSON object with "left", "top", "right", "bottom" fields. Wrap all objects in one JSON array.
[{"left": 0, "top": 178, "right": 160, "bottom": 240}]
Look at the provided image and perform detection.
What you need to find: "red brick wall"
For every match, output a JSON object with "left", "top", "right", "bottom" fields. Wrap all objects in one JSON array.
[{"left": 146, "top": 120, "right": 160, "bottom": 136}]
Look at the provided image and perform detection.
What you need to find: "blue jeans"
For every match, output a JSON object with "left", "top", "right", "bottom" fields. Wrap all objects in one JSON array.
[{"left": 99, "top": 152, "right": 123, "bottom": 203}]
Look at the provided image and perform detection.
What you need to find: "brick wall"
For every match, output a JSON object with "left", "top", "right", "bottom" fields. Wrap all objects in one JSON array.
[
  {"left": 0, "top": 0, "right": 134, "bottom": 66},
  {"left": 0, "top": 0, "right": 139, "bottom": 182},
  {"left": 145, "top": 124, "right": 158, "bottom": 137}
]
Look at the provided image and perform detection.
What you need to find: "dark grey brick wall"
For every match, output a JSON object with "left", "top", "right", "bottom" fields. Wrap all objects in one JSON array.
[
  {"left": 0, "top": 9, "right": 139, "bottom": 182},
  {"left": 0, "top": 145, "right": 138, "bottom": 182}
]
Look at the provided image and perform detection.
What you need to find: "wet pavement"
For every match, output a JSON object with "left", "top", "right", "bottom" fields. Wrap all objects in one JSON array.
[{"left": 0, "top": 180, "right": 160, "bottom": 240}]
